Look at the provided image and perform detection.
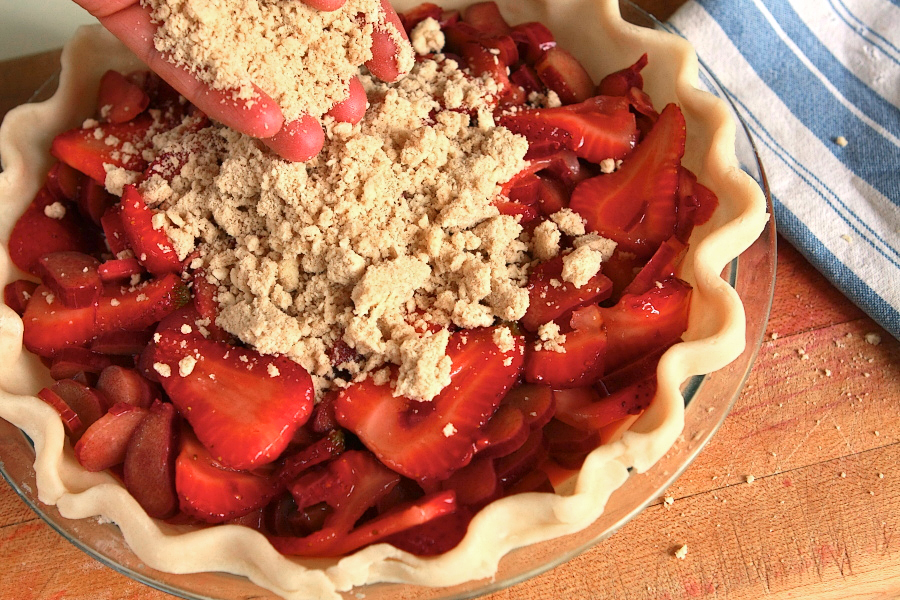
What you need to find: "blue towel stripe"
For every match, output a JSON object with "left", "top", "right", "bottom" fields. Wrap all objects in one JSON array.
[
  {"left": 700, "top": 0, "right": 900, "bottom": 207},
  {"left": 828, "top": 0, "right": 900, "bottom": 64},
  {"left": 668, "top": 0, "right": 900, "bottom": 339},
  {"left": 665, "top": 20, "right": 900, "bottom": 268}
]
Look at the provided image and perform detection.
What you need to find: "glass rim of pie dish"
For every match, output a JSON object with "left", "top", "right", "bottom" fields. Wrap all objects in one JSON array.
[{"left": 0, "top": 1, "right": 775, "bottom": 599}]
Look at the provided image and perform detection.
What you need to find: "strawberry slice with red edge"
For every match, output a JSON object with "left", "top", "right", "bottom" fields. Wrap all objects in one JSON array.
[
  {"left": 599, "top": 276, "right": 692, "bottom": 373},
  {"left": 22, "top": 285, "right": 98, "bottom": 357},
  {"left": 272, "top": 450, "right": 458, "bottom": 557},
  {"left": 97, "top": 69, "right": 150, "bottom": 124},
  {"left": 8, "top": 186, "right": 102, "bottom": 275},
  {"left": 175, "top": 428, "right": 279, "bottom": 523},
  {"left": 144, "top": 331, "right": 314, "bottom": 470},
  {"left": 335, "top": 326, "right": 525, "bottom": 483},
  {"left": 51, "top": 114, "right": 155, "bottom": 184},
  {"left": 674, "top": 167, "right": 719, "bottom": 242},
  {"left": 521, "top": 254, "right": 613, "bottom": 332},
  {"left": 499, "top": 96, "right": 638, "bottom": 163},
  {"left": 553, "top": 376, "right": 656, "bottom": 432},
  {"left": 597, "top": 54, "right": 648, "bottom": 97},
  {"left": 96, "top": 273, "right": 190, "bottom": 333},
  {"left": 569, "top": 103, "right": 686, "bottom": 258},
  {"left": 525, "top": 304, "right": 608, "bottom": 388},
  {"left": 119, "top": 185, "right": 183, "bottom": 275}
]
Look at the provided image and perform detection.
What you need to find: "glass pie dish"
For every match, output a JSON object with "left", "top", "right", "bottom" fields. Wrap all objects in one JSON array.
[{"left": 0, "top": 1, "right": 773, "bottom": 599}]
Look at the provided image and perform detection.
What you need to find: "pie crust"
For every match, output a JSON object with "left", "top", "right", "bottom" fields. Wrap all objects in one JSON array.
[{"left": 0, "top": 1, "right": 769, "bottom": 598}]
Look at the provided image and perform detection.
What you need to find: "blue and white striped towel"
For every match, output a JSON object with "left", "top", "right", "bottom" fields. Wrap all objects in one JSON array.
[{"left": 668, "top": 0, "right": 900, "bottom": 340}]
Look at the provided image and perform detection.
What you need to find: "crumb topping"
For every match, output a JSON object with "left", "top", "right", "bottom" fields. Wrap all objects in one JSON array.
[
  {"left": 143, "top": 0, "right": 414, "bottom": 121},
  {"left": 139, "top": 57, "right": 531, "bottom": 401}
]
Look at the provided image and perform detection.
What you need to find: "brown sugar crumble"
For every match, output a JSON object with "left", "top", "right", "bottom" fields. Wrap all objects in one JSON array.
[
  {"left": 133, "top": 52, "right": 547, "bottom": 401},
  {"left": 143, "top": 0, "right": 414, "bottom": 121},
  {"left": 101, "top": 5, "right": 624, "bottom": 403}
]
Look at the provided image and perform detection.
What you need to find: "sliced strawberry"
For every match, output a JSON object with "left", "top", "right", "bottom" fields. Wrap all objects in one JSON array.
[
  {"left": 97, "top": 69, "right": 150, "bottom": 124},
  {"left": 335, "top": 326, "right": 525, "bottom": 483},
  {"left": 569, "top": 103, "right": 685, "bottom": 258},
  {"left": 599, "top": 276, "right": 692, "bottom": 373},
  {"left": 74, "top": 403, "right": 149, "bottom": 471},
  {"left": 400, "top": 3, "right": 443, "bottom": 33},
  {"left": 536, "top": 175, "right": 569, "bottom": 217},
  {"left": 95, "top": 273, "right": 189, "bottom": 333},
  {"left": 521, "top": 255, "right": 613, "bottom": 332},
  {"left": 33, "top": 251, "right": 102, "bottom": 308},
  {"left": 597, "top": 54, "right": 648, "bottom": 97},
  {"left": 554, "top": 377, "right": 655, "bottom": 431},
  {"left": 8, "top": 186, "right": 100, "bottom": 275},
  {"left": 22, "top": 285, "right": 97, "bottom": 357},
  {"left": 75, "top": 177, "right": 119, "bottom": 226},
  {"left": 119, "top": 185, "right": 183, "bottom": 275},
  {"left": 499, "top": 96, "right": 637, "bottom": 163},
  {"left": 145, "top": 332, "right": 314, "bottom": 470},
  {"left": 50, "top": 114, "right": 154, "bottom": 184},
  {"left": 123, "top": 400, "right": 180, "bottom": 519},
  {"left": 381, "top": 504, "right": 471, "bottom": 557},
  {"left": 525, "top": 304, "right": 607, "bottom": 388},
  {"left": 674, "top": 167, "right": 719, "bottom": 241},
  {"left": 100, "top": 204, "right": 130, "bottom": 256},
  {"left": 3, "top": 280, "right": 38, "bottom": 316},
  {"left": 176, "top": 429, "right": 278, "bottom": 523},
  {"left": 510, "top": 22, "right": 556, "bottom": 65},
  {"left": 191, "top": 271, "right": 231, "bottom": 342},
  {"left": 535, "top": 47, "right": 595, "bottom": 105},
  {"left": 621, "top": 236, "right": 688, "bottom": 297}
]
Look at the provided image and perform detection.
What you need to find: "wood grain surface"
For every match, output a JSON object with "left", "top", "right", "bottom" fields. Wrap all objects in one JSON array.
[{"left": 2, "top": 1, "right": 899, "bottom": 599}]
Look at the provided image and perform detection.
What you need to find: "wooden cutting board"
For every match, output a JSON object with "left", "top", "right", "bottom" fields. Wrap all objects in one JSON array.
[{"left": 1, "top": 1, "right": 899, "bottom": 598}]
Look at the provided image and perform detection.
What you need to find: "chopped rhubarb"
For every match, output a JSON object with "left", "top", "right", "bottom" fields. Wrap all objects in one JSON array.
[
  {"left": 124, "top": 400, "right": 180, "bottom": 519},
  {"left": 33, "top": 251, "right": 102, "bottom": 308},
  {"left": 74, "top": 403, "right": 149, "bottom": 471}
]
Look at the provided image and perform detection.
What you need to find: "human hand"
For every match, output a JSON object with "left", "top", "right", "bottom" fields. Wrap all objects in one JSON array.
[{"left": 74, "top": 0, "right": 410, "bottom": 161}]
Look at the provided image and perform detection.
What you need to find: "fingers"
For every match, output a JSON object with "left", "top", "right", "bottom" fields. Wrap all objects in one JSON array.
[
  {"left": 365, "top": 0, "right": 411, "bottom": 83},
  {"left": 87, "top": 2, "right": 284, "bottom": 139},
  {"left": 299, "top": 0, "right": 347, "bottom": 10},
  {"left": 326, "top": 77, "right": 368, "bottom": 124},
  {"left": 72, "top": 0, "right": 140, "bottom": 19},
  {"left": 262, "top": 115, "right": 326, "bottom": 163}
]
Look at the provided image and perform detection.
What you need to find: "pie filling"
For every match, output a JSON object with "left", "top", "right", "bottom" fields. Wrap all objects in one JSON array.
[{"left": 0, "top": 1, "right": 768, "bottom": 598}]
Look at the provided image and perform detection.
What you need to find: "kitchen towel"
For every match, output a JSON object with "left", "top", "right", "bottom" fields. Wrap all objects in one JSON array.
[{"left": 668, "top": 0, "right": 900, "bottom": 339}]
